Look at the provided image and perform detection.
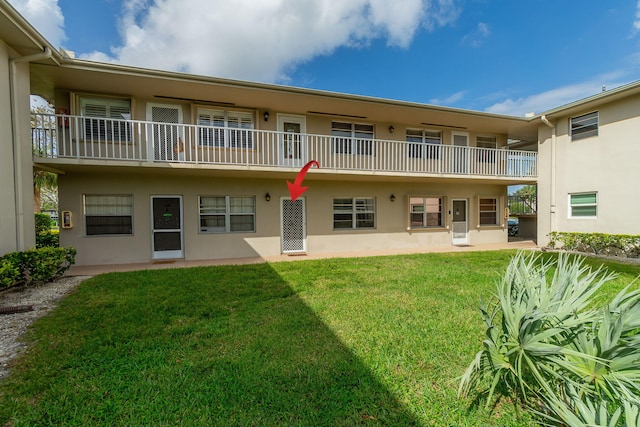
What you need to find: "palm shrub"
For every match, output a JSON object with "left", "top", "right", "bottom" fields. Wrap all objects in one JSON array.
[{"left": 459, "top": 251, "right": 640, "bottom": 426}]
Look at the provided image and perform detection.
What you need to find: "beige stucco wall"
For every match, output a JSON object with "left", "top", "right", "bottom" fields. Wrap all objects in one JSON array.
[
  {"left": 538, "top": 97, "right": 640, "bottom": 246},
  {"left": 59, "top": 171, "right": 508, "bottom": 265},
  {"left": 0, "top": 40, "right": 18, "bottom": 255},
  {"left": 0, "top": 41, "right": 36, "bottom": 255}
]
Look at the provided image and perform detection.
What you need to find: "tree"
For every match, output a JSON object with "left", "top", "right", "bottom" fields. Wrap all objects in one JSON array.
[
  {"left": 31, "top": 98, "right": 58, "bottom": 213},
  {"left": 33, "top": 169, "right": 57, "bottom": 213}
]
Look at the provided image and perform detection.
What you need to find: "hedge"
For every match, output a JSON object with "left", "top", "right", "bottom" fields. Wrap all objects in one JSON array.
[
  {"left": 548, "top": 232, "right": 640, "bottom": 258},
  {"left": 0, "top": 247, "right": 76, "bottom": 290}
]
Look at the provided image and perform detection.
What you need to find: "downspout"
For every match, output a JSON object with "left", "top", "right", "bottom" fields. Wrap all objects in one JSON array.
[
  {"left": 540, "top": 115, "right": 556, "bottom": 242},
  {"left": 9, "top": 47, "right": 53, "bottom": 250}
]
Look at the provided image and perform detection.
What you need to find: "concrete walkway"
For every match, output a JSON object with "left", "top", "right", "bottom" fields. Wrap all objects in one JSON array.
[{"left": 67, "top": 240, "right": 538, "bottom": 276}]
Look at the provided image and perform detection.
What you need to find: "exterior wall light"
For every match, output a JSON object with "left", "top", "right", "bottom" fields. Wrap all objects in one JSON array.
[
  {"left": 265, "top": 193, "right": 271, "bottom": 202},
  {"left": 389, "top": 125, "right": 395, "bottom": 133},
  {"left": 390, "top": 194, "right": 396, "bottom": 202},
  {"left": 264, "top": 111, "right": 270, "bottom": 122}
]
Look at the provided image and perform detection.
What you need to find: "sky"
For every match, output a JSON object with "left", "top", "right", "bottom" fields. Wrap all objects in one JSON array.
[{"left": 8, "top": 0, "right": 640, "bottom": 116}]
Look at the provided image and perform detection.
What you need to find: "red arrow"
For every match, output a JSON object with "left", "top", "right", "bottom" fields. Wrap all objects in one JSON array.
[{"left": 287, "top": 160, "right": 320, "bottom": 201}]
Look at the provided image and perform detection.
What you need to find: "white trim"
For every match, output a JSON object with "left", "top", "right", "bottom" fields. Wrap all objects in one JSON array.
[
  {"left": 451, "top": 198, "right": 468, "bottom": 245},
  {"left": 277, "top": 114, "right": 307, "bottom": 167},
  {"left": 568, "top": 192, "right": 598, "bottom": 219}
]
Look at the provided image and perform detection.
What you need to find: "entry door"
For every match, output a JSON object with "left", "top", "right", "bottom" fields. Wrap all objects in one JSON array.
[
  {"left": 451, "top": 132, "right": 469, "bottom": 174},
  {"left": 451, "top": 199, "right": 468, "bottom": 245},
  {"left": 281, "top": 197, "right": 306, "bottom": 253},
  {"left": 151, "top": 196, "right": 183, "bottom": 259},
  {"left": 278, "top": 114, "right": 306, "bottom": 167},
  {"left": 148, "top": 103, "right": 182, "bottom": 161}
]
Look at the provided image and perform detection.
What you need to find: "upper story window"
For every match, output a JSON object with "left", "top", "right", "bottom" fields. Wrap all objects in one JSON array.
[
  {"left": 476, "top": 136, "right": 497, "bottom": 162},
  {"left": 332, "top": 122, "right": 374, "bottom": 155},
  {"left": 80, "top": 97, "right": 131, "bottom": 142},
  {"left": 570, "top": 112, "right": 598, "bottom": 140},
  {"left": 406, "top": 129, "right": 441, "bottom": 158},
  {"left": 197, "top": 109, "right": 254, "bottom": 148},
  {"left": 569, "top": 192, "right": 597, "bottom": 218},
  {"left": 84, "top": 194, "right": 133, "bottom": 236}
]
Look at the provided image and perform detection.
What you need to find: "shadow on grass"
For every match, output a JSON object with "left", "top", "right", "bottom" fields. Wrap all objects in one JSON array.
[{"left": 0, "top": 263, "right": 419, "bottom": 426}]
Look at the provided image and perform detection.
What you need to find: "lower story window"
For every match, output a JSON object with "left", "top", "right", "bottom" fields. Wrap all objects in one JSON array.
[
  {"left": 569, "top": 192, "right": 597, "bottom": 217},
  {"left": 199, "top": 196, "right": 255, "bottom": 233},
  {"left": 410, "top": 197, "right": 443, "bottom": 228},
  {"left": 479, "top": 197, "right": 498, "bottom": 226},
  {"left": 84, "top": 194, "right": 133, "bottom": 235},
  {"left": 333, "top": 197, "right": 375, "bottom": 229}
]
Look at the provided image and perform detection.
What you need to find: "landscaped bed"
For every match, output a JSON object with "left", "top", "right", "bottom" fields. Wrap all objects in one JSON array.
[{"left": 1, "top": 250, "right": 638, "bottom": 426}]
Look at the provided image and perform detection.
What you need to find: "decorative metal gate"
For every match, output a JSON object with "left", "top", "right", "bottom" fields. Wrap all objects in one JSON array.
[{"left": 281, "top": 198, "right": 306, "bottom": 253}]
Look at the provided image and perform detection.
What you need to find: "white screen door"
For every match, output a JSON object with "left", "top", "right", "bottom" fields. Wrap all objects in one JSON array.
[
  {"left": 278, "top": 114, "right": 306, "bottom": 167},
  {"left": 281, "top": 197, "right": 306, "bottom": 253},
  {"left": 451, "top": 132, "right": 469, "bottom": 174},
  {"left": 151, "top": 196, "right": 184, "bottom": 259},
  {"left": 148, "top": 103, "right": 182, "bottom": 161},
  {"left": 451, "top": 199, "right": 468, "bottom": 245}
]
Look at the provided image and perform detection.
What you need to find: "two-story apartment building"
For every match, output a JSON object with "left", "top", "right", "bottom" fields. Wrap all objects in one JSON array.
[
  {"left": 8, "top": 1, "right": 637, "bottom": 267},
  {"left": 536, "top": 82, "right": 640, "bottom": 246}
]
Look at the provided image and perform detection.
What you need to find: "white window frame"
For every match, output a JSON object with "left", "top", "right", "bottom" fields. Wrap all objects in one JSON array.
[
  {"left": 332, "top": 197, "right": 376, "bottom": 230},
  {"left": 478, "top": 197, "right": 499, "bottom": 226},
  {"left": 331, "top": 122, "right": 374, "bottom": 156},
  {"left": 570, "top": 111, "right": 598, "bottom": 140},
  {"left": 83, "top": 194, "right": 134, "bottom": 236},
  {"left": 197, "top": 108, "right": 255, "bottom": 148},
  {"left": 568, "top": 192, "right": 598, "bottom": 218},
  {"left": 406, "top": 129, "right": 442, "bottom": 159},
  {"left": 198, "top": 196, "right": 256, "bottom": 233},
  {"left": 409, "top": 196, "right": 444, "bottom": 229},
  {"left": 78, "top": 96, "right": 132, "bottom": 142}
]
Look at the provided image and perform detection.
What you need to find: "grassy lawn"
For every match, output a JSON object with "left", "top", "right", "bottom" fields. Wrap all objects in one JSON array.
[{"left": 1, "top": 250, "right": 638, "bottom": 426}]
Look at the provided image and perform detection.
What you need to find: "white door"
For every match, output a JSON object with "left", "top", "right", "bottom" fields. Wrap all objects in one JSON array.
[
  {"left": 148, "top": 103, "right": 183, "bottom": 161},
  {"left": 278, "top": 114, "right": 306, "bottom": 167},
  {"left": 451, "top": 132, "right": 469, "bottom": 174},
  {"left": 151, "top": 196, "right": 184, "bottom": 259},
  {"left": 281, "top": 197, "right": 306, "bottom": 253},
  {"left": 451, "top": 199, "right": 468, "bottom": 245}
]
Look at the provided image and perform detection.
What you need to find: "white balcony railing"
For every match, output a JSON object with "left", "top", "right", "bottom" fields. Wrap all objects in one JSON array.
[{"left": 32, "top": 113, "right": 537, "bottom": 178}]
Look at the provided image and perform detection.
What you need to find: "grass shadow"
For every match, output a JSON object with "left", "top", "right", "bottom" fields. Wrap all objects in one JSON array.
[{"left": 0, "top": 263, "right": 419, "bottom": 425}]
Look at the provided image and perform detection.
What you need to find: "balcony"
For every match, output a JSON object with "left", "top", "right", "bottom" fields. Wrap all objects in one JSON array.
[{"left": 32, "top": 113, "right": 537, "bottom": 179}]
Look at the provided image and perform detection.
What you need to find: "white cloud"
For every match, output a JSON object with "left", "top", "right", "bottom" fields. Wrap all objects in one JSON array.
[
  {"left": 78, "top": 0, "right": 460, "bottom": 82},
  {"left": 8, "top": 0, "right": 66, "bottom": 47},
  {"left": 485, "top": 74, "right": 629, "bottom": 116},
  {"left": 429, "top": 90, "right": 467, "bottom": 105},
  {"left": 634, "top": 0, "right": 640, "bottom": 34},
  {"left": 460, "top": 22, "right": 490, "bottom": 47}
]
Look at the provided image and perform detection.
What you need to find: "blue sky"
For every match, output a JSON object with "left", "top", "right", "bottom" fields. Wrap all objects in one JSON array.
[{"left": 9, "top": 0, "right": 640, "bottom": 116}]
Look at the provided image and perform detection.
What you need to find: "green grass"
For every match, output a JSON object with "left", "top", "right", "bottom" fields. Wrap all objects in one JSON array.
[{"left": 1, "top": 250, "right": 638, "bottom": 426}]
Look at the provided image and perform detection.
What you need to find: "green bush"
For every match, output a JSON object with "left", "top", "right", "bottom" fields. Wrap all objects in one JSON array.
[
  {"left": 0, "top": 247, "right": 76, "bottom": 290},
  {"left": 459, "top": 252, "right": 640, "bottom": 426},
  {"left": 548, "top": 231, "right": 640, "bottom": 258},
  {"left": 35, "top": 213, "right": 59, "bottom": 248},
  {"left": 0, "top": 258, "right": 21, "bottom": 289}
]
